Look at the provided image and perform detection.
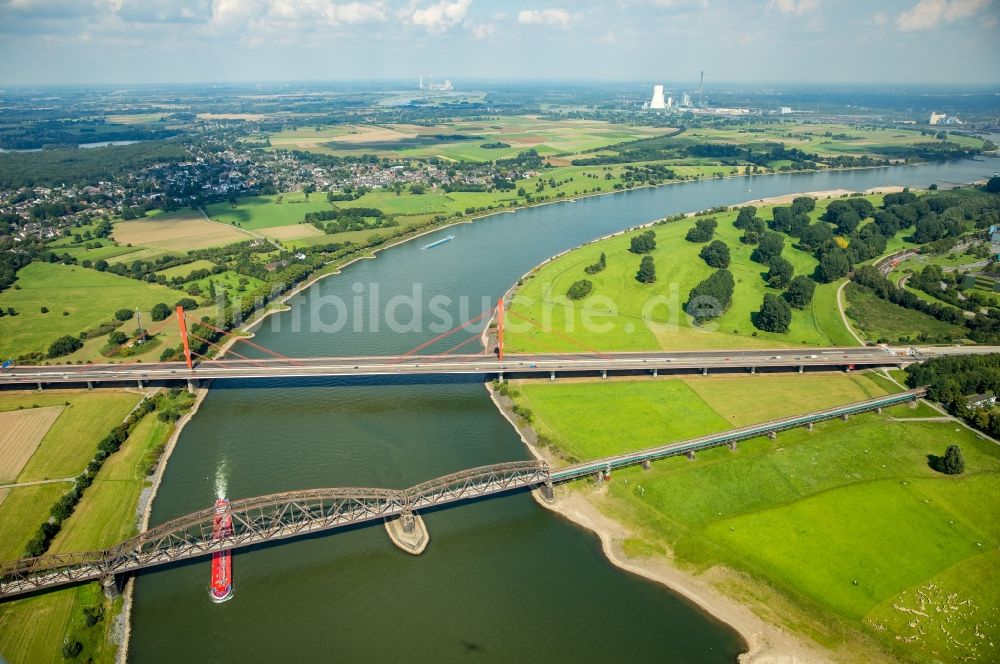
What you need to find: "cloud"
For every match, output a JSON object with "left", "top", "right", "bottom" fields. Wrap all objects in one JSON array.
[
  {"left": 767, "top": 0, "right": 819, "bottom": 14},
  {"left": 871, "top": 10, "right": 888, "bottom": 25},
  {"left": 896, "top": 0, "right": 993, "bottom": 31},
  {"left": 517, "top": 8, "right": 571, "bottom": 27},
  {"left": 466, "top": 21, "right": 496, "bottom": 39},
  {"left": 407, "top": 0, "right": 471, "bottom": 32}
]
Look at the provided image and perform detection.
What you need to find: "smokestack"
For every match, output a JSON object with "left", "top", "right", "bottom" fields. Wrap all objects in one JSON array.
[{"left": 699, "top": 70, "right": 704, "bottom": 105}]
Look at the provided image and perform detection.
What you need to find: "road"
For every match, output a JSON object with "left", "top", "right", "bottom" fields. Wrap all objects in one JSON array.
[{"left": 2, "top": 346, "right": 996, "bottom": 388}]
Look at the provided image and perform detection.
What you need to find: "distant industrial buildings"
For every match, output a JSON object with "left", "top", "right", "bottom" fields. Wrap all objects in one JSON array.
[
  {"left": 419, "top": 77, "right": 453, "bottom": 92},
  {"left": 649, "top": 85, "right": 667, "bottom": 110},
  {"left": 929, "top": 112, "right": 962, "bottom": 125}
]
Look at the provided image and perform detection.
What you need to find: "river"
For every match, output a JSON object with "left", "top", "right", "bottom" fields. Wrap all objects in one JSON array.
[{"left": 128, "top": 157, "right": 1000, "bottom": 662}]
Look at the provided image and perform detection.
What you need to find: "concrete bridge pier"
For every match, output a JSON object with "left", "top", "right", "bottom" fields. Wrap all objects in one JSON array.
[
  {"left": 686, "top": 451, "right": 696, "bottom": 461},
  {"left": 702, "top": 367, "right": 708, "bottom": 376},
  {"left": 768, "top": 431, "right": 777, "bottom": 440},
  {"left": 101, "top": 575, "right": 120, "bottom": 600},
  {"left": 86, "top": 380, "right": 93, "bottom": 390},
  {"left": 807, "top": 422, "right": 814, "bottom": 432},
  {"left": 909, "top": 399, "right": 918, "bottom": 409},
  {"left": 652, "top": 368, "right": 658, "bottom": 378},
  {"left": 187, "top": 378, "right": 198, "bottom": 394},
  {"left": 497, "top": 372, "right": 504, "bottom": 384},
  {"left": 36, "top": 381, "right": 43, "bottom": 391},
  {"left": 728, "top": 441, "right": 738, "bottom": 451},
  {"left": 876, "top": 407, "right": 883, "bottom": 414},
  {"left": 538, "top": 480, "right": 555, "bottom": 503},
  {"left": 137, "top": 379, "right": 144, "bottom": 389},
  {"left": 601, "top": 369, "right": 607, "bottom": 379},
  {"left": 550, "top": 371, "right": 556, "bottom": 381},
  {"left": 841, "top": 413, "right": 850, "bottom": 421},
  {"left": 641, "top": 459, "right": 651, "bottom": 471},
  {"left": 750, "top": 366, "right": 756, "bottom": 375},
  {"left": 799, "top": 365, "right": 804, "bottom": 374},
  {"left": 385, "top": 510, "right": 428, "bottom": 555}
]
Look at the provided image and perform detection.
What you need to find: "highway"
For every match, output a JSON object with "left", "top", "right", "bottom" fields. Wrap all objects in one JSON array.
[{"left": 1, "top": 345, "right": 994, "bottom": 388}]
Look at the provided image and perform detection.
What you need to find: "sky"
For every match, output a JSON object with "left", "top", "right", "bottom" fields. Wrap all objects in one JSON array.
[{"left": 0, "top": 0, "right": 998, "bottom": 86}]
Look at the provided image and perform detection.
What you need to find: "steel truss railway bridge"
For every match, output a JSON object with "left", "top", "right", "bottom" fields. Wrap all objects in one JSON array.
[{"left": 0, "top": 388, "right": 925, "bottom": 600}]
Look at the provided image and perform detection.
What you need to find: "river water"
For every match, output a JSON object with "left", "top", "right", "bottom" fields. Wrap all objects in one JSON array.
[{"left": 129, "top": 157, "right": 1000, "bottom": 662}]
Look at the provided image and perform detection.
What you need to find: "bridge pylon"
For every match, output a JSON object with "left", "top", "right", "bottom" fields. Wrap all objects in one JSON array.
[
  {"left": 496, "top": 297, "right": 505, "bottom": 362},
  {"left": 175, "top": 306, "right": 194, "bottom": 370}
]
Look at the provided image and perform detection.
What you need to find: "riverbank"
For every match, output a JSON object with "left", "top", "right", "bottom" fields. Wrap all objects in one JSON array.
[{"left": 484, "top": 380, "right": 836, "bottom": 664}]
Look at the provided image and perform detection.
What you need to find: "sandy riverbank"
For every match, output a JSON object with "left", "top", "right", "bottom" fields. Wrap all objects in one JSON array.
[{"left": 485, "top": 381, "right": 837, "bottom": 663}]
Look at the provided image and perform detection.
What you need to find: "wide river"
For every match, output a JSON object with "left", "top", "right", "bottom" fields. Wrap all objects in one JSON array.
[{"left": 130, "top": 157, "right": 999, "bottom": 662}]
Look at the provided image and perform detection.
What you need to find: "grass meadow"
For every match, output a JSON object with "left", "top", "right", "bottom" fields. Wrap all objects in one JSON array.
[
  {"left": 504, "top": 197, "right": 872, "bottom": 352},
  {"left": 0, "top": 263, "right": 181, "bottom": 359},
  {"left": 511, "top": 373, "right": 1000, "bottom": 662}
]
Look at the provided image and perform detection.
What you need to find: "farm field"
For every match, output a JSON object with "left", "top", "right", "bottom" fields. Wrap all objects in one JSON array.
[
  {"left": 0, "top": 263, "right": 184, "bottom": 359},
  {"left": 510, "top": 373, "right": 1000, "bottom": 663},
  {"left": 153, "top": 259, "right": 216, "bottom": 280},
  {"left": 0, "top": 483, "right": 69, "bottom": 561},
  {"left": 503, "top": 196, "right": 871, "bottom": 352},
  {"left": 112, "top": 210, "right": 251, "bottom": 250},
  {"left": 0, "top": 391, "right": 142, "bottom": 482},
  {"left": 0, "top": 406, "right": 64, "bottom": 482},
  {"left": 267, "top": 117, "right": 674, "bottom": 161}
]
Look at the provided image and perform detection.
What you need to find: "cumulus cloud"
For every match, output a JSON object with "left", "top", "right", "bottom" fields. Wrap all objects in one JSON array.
[
  {"left": 767, "top": 0, "right": 819, "bottom": 14},
  {"left": 467, "top": 21, "right": 496, "bottom": 39},
  {"left": 896, "top": 0, "right": 992, "bottom": 31},
  {"left": 517, "top": 8, "right": 571, "bottom": 27},
  {"left": 407, "top": 0, "right": 471, "bottom": 32}
]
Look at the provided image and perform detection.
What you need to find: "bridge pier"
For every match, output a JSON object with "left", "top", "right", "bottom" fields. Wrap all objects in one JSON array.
[
  {"left": 841, "top": 413, "right": 850, "bottom": 421},
  {"left": 768, "top": 431, "right": 777, "bottom": 440},
  {"left": 137, "top": 379, "right": 144, "bottom": 389},
  {"left": 539, "top": 480, "right": 555, "bottom": 503},
  {"left": 86, "top": 380, "right": 93, "bottom": 390},
  {"left": 799, "top": 365, "right": 804, "bottom": 374},
  {"left": 497, "top": 372, "right": 504, "bottom": 384},
  {"left": 601, "top": 369, "right": 607, "bottom": 379},
  {"left": 550, "top": 371, "right": 556, "bottom": 381},
  {"left": 728, "top": 441, "right": 738, "bottom": 451},
  {"left": 807, "top": 422, "right": 814, "bottom": 432},
  {"left": 652, "top": 368, "right": 657, "bottom": 378},
  {"left": 187, "top": 378, "right": 198, "bottom": 394},
  {"left": 101, "top": 575, "right": 120, "bottom": 600},
  {"left": 909, "top": 399, "right": 918, "bottom": 409},
  {"left": 36, "top": 381, "right": 43, "bottom": 391},
  {"left": 876, "top": 407, "right": 883, "bottom": 415},
  {"left": 385, "top": 510, "right": 428, "bottom": 555},
  {"left": 750, "top": 366, "right": 756, "bottom": 375},
  {"left": 686, "top": 451, "right": 695, "bottom": 461},
  {"left": 641, "top": 459, "right": 651, "bottom": 471},
  {"left": 702, "top": 367, "right": 708, "bottom": 376}
]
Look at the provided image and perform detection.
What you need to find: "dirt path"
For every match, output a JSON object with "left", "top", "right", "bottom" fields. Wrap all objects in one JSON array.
[
  {"left": 0, "top": 477, "right": 75, "bottom": 489},
  {"left": 837, "top": 280, "right": 867, "bottom": 346}
]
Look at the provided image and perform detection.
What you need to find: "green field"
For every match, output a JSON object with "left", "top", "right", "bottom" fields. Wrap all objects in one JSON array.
[
  {"left": 844, "top": 282, "right": 965, "bottom": 343},
  {"left": 511, "top": 374, "right": 1000, "bottom": 662},
  {"left": 1, "top": 391, "right": 142, "bottom": 482},
  {"left": 504, "top": 198, "right": 867, "bottom": 352},
  {"left": 206, "top": 191, "right": 333, "bottom": 229},
  {"left": 154, "top": 259, "right": 216, "bottom": 280},
  {"left": 0, "top": 263, "right": 181, "bottom": 359},
  {"left": 51, "top": 415, "right": 172, "bottom": 552},
  {"left": 0, "top": 484, "right": 69, "bottom": 560}
]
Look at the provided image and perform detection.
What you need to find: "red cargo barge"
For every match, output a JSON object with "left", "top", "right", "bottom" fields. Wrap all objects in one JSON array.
[{"left": 210, "top": 498, "right": 233, "bottom": 603}]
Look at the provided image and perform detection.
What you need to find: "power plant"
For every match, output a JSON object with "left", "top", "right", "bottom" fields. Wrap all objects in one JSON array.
[{"left": 649, "top": 84, "right": 666, "bottom": 110}]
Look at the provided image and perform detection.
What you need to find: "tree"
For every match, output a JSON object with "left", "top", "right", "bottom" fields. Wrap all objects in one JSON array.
[
  {"left": 985, "top": 176, "right": 1000, "bottom": 193},
  {"left": 108, "top": 330, "right": 129, "bottom": 346},
  {"left": 174, "top": 298, "right": 198, "bottom": 310},
  {"left": 699, "top": 240, "right": 730, "bottom": 268},
  {"left": 114, "top": 308, "right": 134, "bottom": 321},
  {"left": 40, "top": 306, "right": 49, "bottom": 314},
  {"left": 790, "top": 196, "right": 816, "bottom": 214},
  {"left": 766, "top": 256, "right": 794, "bottom": 289},
  {"left": 62, "top": 640, "right": 83, "bottom": 659},
  {"left": 629, "top": 230, "right": 656, "bottom": 254},
  {"left": 636, "top": 256, "right": 656, "bottom": 283},
  {"left": 585, "top": 252, "right": 607, "bottom": 274},
  {"left": 94, "top": 259, "right": 108, "bottom": 272},
  {"left": 686, "top": 269, "right": 735, "bottom": 322},
  {"left": 771, "top": 206, "right": 793, "bottom": 232},
  {"left": 567, "top": 279, "right": 593, "bottom": 300},
  {"left": 785, "top": 275, "right": 817, "bottom": 309},
  {"left": 686, "top": 218, "right": 717, "bottom": 243},
  {"left": 754, "top": 232, "right": 784, "bottom": 263},
  {"left": 48, "top": 335, "right": 83, "bottom": 358},
  {"left": 755, "top": 293, "right": 792, "bottom": 333},
  {"left": 818, "top": 247, "right": 852, "bottom": 283},
  {"left": 799, "top": 222, "right": 835, "bottom": 252},
  {"left": 734, "top": 206, "right": 757, "bottom": 229},
  {"left": 941, "top": 444, "right": 965, "bottom": 475},
  {"left": 150, "top": 303, "right": 171, "bottom": 321}
]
